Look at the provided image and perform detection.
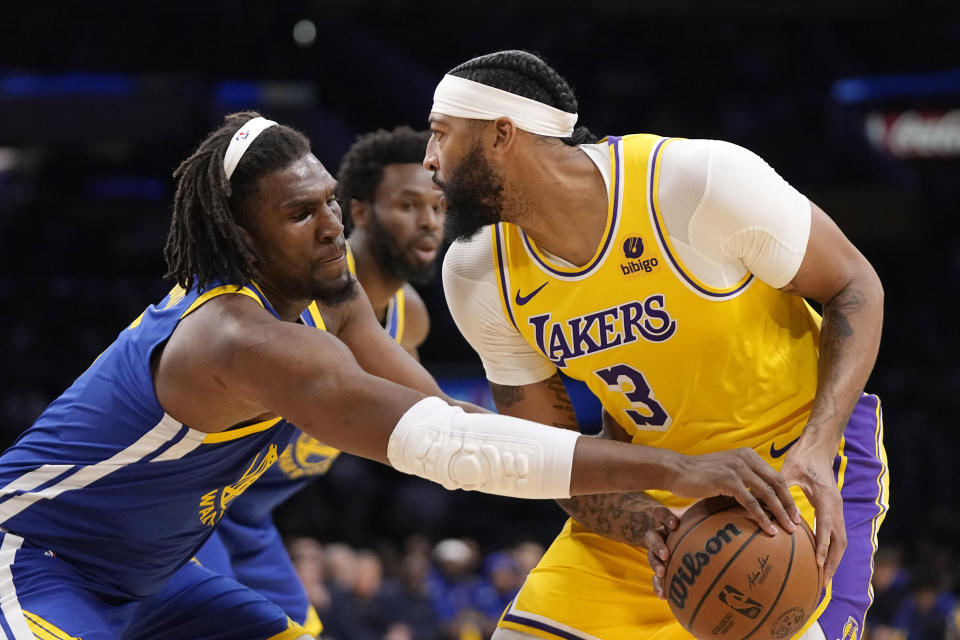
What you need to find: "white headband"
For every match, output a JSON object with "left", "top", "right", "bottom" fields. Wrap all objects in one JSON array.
[
  {"left": 431, "top": 74, "right": 578, "bottom": 138},
  {"left": 223, "top": 116, "right": 278, "bottom": 180}
]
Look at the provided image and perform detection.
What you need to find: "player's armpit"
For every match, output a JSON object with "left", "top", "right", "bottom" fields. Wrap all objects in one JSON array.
[{"left": 489, "top": 371, "right": 578, "bottom": 431}]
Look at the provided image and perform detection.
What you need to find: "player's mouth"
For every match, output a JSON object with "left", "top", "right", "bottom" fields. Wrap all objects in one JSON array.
[{"left": 317, "top": 252, "right": 345, "bottom": 266}]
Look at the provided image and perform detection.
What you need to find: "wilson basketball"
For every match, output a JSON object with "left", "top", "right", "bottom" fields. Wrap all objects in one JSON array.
[{"left": 664, "top": 497, "right": 821, "bottom": 640}]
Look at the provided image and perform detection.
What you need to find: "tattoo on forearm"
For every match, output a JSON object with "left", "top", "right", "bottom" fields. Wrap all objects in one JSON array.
[
  {"left": 489, "top": 383, "right": 524, "bottom": 408},
  {"left": 811, "top": 284, "right": 869, "bottom": 435},
  {"left": 544, "top": 372, "right": 578, "bottom": 430},
  {"left": 557, "top": 492, "right": 661, "bottom": 547}
]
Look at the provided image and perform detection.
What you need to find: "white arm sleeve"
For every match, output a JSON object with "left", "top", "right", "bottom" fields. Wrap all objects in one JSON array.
[
  {"left": 387, "top": 396, "right": 580, "bottom": 499},
  {"left": 442, "top": 236, "right": 557, "bottom": 386},
  {"left": 658, "top": 139, "right": 812, "bottom": 289}
]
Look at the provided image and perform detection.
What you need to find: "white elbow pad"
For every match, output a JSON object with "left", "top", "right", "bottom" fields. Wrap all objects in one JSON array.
[{"left": 387, "top": 397, "right": 580, "bottom": 499}]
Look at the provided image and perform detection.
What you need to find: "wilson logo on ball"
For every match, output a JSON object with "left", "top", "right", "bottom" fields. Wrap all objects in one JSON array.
[{"left": 668, "top": 522, "right": 743, "bottom": 609}]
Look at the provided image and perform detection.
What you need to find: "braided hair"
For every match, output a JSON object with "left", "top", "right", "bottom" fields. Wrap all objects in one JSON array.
[
  {"left": 336, "top": 126, "right": 431, "bottom": 235},
  {"left": 447, "top": 50, "right": 597, "bottom": 146},
  {"left": 164, "top": 111, "right": 312, "bottom": 291}
]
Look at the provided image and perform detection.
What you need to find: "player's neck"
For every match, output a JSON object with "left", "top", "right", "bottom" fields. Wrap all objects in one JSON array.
[
  {"left": 252, "top": 280, "right": 311, "bottom": 323},
  {"left": 508, "top": 146, "right": 608, "bottom": 267},
  {"left": 347, "top": 237, "right": 403, "bottom": 322}
]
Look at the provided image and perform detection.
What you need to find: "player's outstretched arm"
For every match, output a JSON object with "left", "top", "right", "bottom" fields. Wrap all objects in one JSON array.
[
  {"left": 487, "top": 378, "right": 800, "bottom": 535},
  {"left": 157, "top": 294, "right": 804, "bottom": 515}
]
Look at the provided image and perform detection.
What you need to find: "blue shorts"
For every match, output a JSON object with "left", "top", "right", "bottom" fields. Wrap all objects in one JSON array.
[
  {"left": 0, "top": 531, "right": 310, "bottom": 640},
  {"left": 193, "top": 515, "right": 321, "bottom": 635}
]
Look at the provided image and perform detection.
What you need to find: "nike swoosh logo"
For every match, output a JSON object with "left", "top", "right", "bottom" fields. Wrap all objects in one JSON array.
[
  {"left": 515, "top": 282, "right": 548, "bottom": 306},
  {"left": 769, "top": 436, "right": 801, "bottom": 459}
]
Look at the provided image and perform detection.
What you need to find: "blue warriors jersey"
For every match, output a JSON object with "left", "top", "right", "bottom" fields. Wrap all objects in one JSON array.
[
  {"left": 223, "top": 245, "right": 406, "bottom": 526},
  {"left": 346, "top": 243, "right": 406, "bottom": 343},
  {"left": 0, "top": 282, "right": 307, "bottom": 599},
  {"left": 222, "top": 302, "right": 340, "bottom": 527}
]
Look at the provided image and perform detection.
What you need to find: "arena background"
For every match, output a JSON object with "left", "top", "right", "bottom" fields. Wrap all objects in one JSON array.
[{"left": 1, "top": 2, "right": 959, "bottom": 638}]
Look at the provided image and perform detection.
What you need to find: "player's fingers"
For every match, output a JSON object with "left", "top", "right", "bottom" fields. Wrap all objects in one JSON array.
[
  {"left": 824, "top": 518, "right": 848, "bottom": 587},
  {"left": 752, "top": 477, "right": 796, "bottom": 534},
  {"left": 733, "top": 484, "right": 778, "bottom": 536},
  {"left": 652, "top": 506, "right": 680, "bottom": 531},
  {"left": 743, "top": 451, "right": 799, "bottom": 530},
  {"left": 815, "top": 520, "right": 831, "bottom": 568},
  {"left": 652, "top": 573, "right": 665, "bottom": 599},
  {"left": 644, "top": 528, "right": 670, "bottom": 566}
]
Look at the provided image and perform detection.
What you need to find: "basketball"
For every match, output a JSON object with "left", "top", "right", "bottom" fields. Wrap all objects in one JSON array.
[{"left": 664, "top": 497, "right": 821, "bottom": 640}]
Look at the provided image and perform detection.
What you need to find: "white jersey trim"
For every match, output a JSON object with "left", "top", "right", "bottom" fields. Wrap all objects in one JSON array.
[
  {"left": 0, "top": 413, "right": 193, "bottom": 523},
  {"left": 0, "top": 534, "right": 34, "bottom": 640}
]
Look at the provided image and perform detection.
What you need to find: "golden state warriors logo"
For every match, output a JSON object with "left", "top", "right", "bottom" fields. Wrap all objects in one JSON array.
[
  {"left": 277, "top": 433, "right": 340, "bottom": 479},
  {"left": 836, "top": 616, "right": 859, "bottom": 640},
  {"left": 198, "top": 444, "right": 279, "bottom": 526}
]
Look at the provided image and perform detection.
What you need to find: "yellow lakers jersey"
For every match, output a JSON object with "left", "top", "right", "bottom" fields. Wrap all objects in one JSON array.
[{"left": 493, "top": 134, "right": 822, "bottom": 506}]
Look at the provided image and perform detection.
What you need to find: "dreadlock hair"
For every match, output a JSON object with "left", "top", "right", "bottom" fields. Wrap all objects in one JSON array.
[
  {"left": 336, "top": 126, "right": 431, "bottom": 235},
  {"left": 164, "top": 111, "right": 312, "bottom": 291},
  {"left": 447, "top": 50, "right": 597, "bottom": 146}
]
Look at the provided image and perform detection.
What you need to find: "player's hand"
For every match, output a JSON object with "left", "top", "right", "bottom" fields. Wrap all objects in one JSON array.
[
  {"left": 646, "top": 525, "right": 673, "bottom": 599},
  {"left": 780, "top": 452, "right": 845, "bottom": 589},
  {"left": 669, "top": 449, "right": 802, "bottom": 536}
]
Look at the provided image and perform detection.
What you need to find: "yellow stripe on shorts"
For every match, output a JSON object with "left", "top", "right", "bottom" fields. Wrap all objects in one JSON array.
[{"left": 22, "top": 610, "right": 80, "bottom": 640}]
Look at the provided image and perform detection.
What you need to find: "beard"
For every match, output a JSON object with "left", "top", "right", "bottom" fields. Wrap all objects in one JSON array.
[
  {"left": 310, "top": 271, "right": 360, "bottom": 306},
  {"left": 439, "top": 142, "right": 505, "bottom": 243},
  {"left": 367, "top": 209, "right": 439, "bottom": 286}
]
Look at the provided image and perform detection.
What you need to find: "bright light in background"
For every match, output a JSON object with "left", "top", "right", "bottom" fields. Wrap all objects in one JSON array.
[
  {"left": 292, "top": 20, "right": 316, "bottom": 47},
  {"left": 0, "top": 148, "right": 21, "bottom": 172}
]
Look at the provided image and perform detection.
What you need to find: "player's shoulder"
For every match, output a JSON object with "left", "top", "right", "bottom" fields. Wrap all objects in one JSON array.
[
  {"left": 173, "top": 291, "right": 277, "bottom": 359},
  {"left": 442, "top": 231, "right": 496, "bottom": 283}
]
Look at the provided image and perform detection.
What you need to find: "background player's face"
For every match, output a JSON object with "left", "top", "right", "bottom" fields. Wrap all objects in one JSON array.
[
  {"left": 364, "top": 163, "right": 444, "bottom": 285},
  {"left": 244, "top": 153, "right": 358, "bottom": 305},
  {"left": 424, "top": 114, "right": 505, "bottom": 242}
]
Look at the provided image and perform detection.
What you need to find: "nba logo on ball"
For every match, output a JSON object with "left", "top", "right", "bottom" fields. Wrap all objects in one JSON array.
[{"left": 664, "top": 497, "right": 821, "bottom": 640}]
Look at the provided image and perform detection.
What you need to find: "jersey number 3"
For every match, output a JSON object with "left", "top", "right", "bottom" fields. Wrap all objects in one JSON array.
[{"left": 594, "top": 364, "right": 672, "bottom": 431}]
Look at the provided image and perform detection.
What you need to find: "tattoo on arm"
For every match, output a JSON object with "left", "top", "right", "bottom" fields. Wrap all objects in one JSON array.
[
  {"left": 556, "top": 493, "right": 662, "bottom": 547},
  {"left": 822, "top": 285, "right": 863, "bottom": 344},
  {"left": 544, "top": 372, "right": 578, "bottom": 431},
  {"left": 489, "top": 373, "right": 578, "bottom": 431},
  {"left": 489, "top": 383, "right": 524, "bottom": 408}
]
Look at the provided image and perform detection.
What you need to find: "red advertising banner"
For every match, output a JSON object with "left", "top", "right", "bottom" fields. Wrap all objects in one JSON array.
[{"left": 865, "top": 109, "right": 960, "bottom": 158}]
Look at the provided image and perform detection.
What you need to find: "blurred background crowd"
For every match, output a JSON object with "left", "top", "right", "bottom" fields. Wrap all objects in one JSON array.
[{"left": 2, "top": 1, "right": 960, "bottom": 638}]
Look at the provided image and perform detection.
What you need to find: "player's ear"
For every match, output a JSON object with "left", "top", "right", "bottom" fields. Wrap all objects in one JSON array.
[
  {"left": 350, "top": 199, "right": 371, "bottom": 230},
  {"left": 237, "top": 225, "right": 262, "bottom": 264},
  {"left": 491, "top": 117, "right": 519, "bottom": 155}
]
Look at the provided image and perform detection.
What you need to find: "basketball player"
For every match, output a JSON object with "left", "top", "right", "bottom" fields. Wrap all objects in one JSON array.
[
  {"left": 338, "top": 125, "right": 444, "bottom": 359},
  {"left": 429, "top": 51, "right": 888, "bottom": 640},
  {"left": 0, "top": 112, "right": 797, "bottom": 639},
  {"left": 178, "top": 126, "right": 443, "bottom": 637}
]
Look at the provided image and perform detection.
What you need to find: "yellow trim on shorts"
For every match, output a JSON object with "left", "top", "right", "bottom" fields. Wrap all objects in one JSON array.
[
  {"left": 302, "top": 606, "right": 323, "bottom": 636},
  {"left": 22, "top": 610, "right": 80, "bottom": 640},
  {"left": 202, "top": 417, "right": 284, "bottom": 443}
]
